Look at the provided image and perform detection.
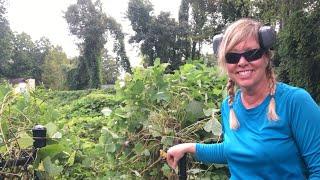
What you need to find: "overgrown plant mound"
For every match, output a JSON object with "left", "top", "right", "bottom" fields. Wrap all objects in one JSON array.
[{"left": 0, "top": 60, "right": 229, "bottom": 179}]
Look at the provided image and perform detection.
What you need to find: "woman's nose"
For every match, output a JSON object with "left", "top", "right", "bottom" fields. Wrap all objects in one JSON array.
[{"left": 237, "top": 56, "right": 248, "bottom": 66}]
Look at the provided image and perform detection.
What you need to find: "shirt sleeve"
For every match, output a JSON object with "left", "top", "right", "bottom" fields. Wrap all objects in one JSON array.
[
  {"left": 195, "top": 143, "right": 227, "bottom": 164},
  {"left": 289, "top": 89, "right": 320, "bottom": 179}
]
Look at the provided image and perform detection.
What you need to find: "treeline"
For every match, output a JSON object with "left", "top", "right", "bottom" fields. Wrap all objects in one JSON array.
[
  {"left": 0, "top": 0, "right": 319, "bottom": 101},
  {"left": 0, "top": 0, "right": 126, "bottom": 90}
]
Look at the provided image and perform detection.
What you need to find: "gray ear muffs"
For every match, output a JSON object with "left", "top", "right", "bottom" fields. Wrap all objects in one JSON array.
[
  {"left": 212, "top": 26, "right": 276, "bottom": 56},
  {"left": 212, "top": 34, "right": 224, "bottom": 56},
  {"left": 258, "top": 26, "right": 276, "bottom": 50}
]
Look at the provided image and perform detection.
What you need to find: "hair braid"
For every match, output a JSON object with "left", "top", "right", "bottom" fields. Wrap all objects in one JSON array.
[
  {"left": 266, "top": 62, "right": 279, "bottom": 120},
  {"left": 227, "top": 78, "right": 239, "bottom": 129}
]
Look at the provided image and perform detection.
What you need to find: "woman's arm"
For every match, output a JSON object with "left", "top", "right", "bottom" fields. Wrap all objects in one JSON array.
[
  {"left": 195, "top": 143, "right": 227, "bottom": 164},
  {"left": 166, "top": 142, "right": 227, "bottom": 169},
  {"left": 290, "top": 89, "right": 320, "bottom": 179}
]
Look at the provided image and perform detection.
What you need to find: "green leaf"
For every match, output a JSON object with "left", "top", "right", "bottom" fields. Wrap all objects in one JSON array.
[
  {"left": 186, "top": 100, "right": 204, "bottom": 118},
  {"left": 133, "top": 142, "right": 144, "bottom": 155},
  {"left": 203, "top": 108, "right": 220, "bottom": 117},
  {"left": 0, "top": 145, "right": 7, "bottom": 153},
  {"left": 212, "top": 88, "right": 222, "bottom": 96},
  {"left": 82, "top": 157, "right": 92, "bottom": 168},
  {"left": 154, "top": 58, "right": 161, "bottom": 66},
  {"left": 203, "top": 108, "right": 212, "bottom": 117},
  {"left": 52, "top": 132, "right": 62, "bottom": 139},
  {"left": 45, "top": 122, "right": 58, "bottom": 137},
  {"left": 37, "top": 144, "right": 64, "bottom": 159},
  {"left": 0, "top": 120, "right": 9, "bottom": 140},
  {"left": 154, "top": 91, "right": 170, "bottom": 102},
  {"left": 204, "top": 119, "right": 222, "bottom": 136},
  {"left": 143, "top": 149, "right": 150, "bottom": 156},
  {"left": 17, "top": 131, "right": 33, "bottom": 149},
  {"left": 132, "top": 169, "right": 142, "bottom": 177},
  {"left": 101, "top": 127, "right": 119, "bottom": 138},
  {"left": 161, "top": 164, "right": 172, "bottom": 177},
  {"left": 197, "top": 79, "right": 202, "bottom": 88},
  {"left": 101, "top": 107, "right": 112, "bottom": 116},
  {"left": 67, "top": 151, "right": 76, "bottom": 166},
  {"left": 130, "top": 80, "right": 144, "bottom": 95},
  {"left": 43, "top": 157, "right": 63, "bottom": 176},
  {"left": 105, "top": 143, "right": 116, "bottom": 153},
  {"left": 82, "top": 142, "right": 94, "bottom": 149},
  {"left": 147, "top": 124, "right": 162, "bottom": 137},
  {"left": 188, "top": 168, "right": 205, "bottom": 174},
  {"left": 161, "top": 136, "right": 174, "bottom": 147}
]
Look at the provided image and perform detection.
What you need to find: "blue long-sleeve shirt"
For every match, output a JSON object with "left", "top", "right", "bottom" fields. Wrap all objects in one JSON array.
[{"left": 195, "top": 83, "right": 320, "bottom": 179}]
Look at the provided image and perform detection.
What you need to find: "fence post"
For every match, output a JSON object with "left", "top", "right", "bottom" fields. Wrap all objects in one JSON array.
[
  {"left": 175, "top": 138, "right": 187, "bottom": 180},
  {"left": 178, "top": 154, "right": 187, "bottom": 180},
  {"left": 32, "top": 125, "right": 47, "bottom": 180},
  {"left": 32, "top": 125, "right": 47, "bottom": 148}
]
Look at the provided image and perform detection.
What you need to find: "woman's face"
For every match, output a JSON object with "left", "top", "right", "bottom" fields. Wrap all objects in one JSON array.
[{"left": 226, "top": 36, "right": 269, "bottom": 91}]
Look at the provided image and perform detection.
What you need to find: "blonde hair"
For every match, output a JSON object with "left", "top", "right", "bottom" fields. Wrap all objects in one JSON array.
[{"left": 218, "top": 18, "right": 279, "bottom": 130}]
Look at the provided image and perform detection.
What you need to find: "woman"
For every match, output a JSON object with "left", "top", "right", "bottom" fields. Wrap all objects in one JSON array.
[{"left": 166, "top": 18, "right": 320, "bottom": 179}]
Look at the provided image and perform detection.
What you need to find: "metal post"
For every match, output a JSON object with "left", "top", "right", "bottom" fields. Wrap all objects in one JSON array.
[
  {"left": 32, "top": 125, "right": 46, "bottom": 148},
  {"left": 32, "top": 125, "right": 46, "bottom": 180},
  {"left": 178, "top": 154, "right": 187, "bottom": 180}
]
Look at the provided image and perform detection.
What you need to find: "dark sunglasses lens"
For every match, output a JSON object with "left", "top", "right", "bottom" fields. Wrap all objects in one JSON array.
[
  {"left": 244, "top": 49, "right": 264, "bottom": 61},
  {"left": 225, "top": 53, "right": 241, "bottom": 64}
]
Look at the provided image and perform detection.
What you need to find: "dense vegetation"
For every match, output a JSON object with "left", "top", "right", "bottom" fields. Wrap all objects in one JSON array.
[{"left": 0, "top": 60, "right": 230, "bottom": 179}]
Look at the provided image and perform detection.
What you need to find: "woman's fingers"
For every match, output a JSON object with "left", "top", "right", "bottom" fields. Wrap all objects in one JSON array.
[
  {"left": 167, "top": 153, "right": 178, "bottom": 169},
  {"left": 165, "top": 143, "right": 195, "bottom": 170}
]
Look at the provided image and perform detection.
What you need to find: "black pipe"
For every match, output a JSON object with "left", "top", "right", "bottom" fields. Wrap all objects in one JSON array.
[
  {"left": 178, "top": 154, "right": 187, "bottom": 180},
  {"left": 32, "top": 125, "right": 47, "bottom": 148},
  {"left": 32, "top": 125, "right": 46, "bottom": 180}
]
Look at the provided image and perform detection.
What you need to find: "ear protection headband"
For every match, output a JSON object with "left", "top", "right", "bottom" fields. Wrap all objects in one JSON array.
[{"left": 212, "top": 26, "right": 276, "bottom": 56}]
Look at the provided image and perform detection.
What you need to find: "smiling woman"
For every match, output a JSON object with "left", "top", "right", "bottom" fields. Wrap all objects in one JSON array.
[
  {"left": 166, "top": 18, "right": 320, "bottom": 179},
  {"left": 225, "top": 36, "right": 270, "bottom": 96}
]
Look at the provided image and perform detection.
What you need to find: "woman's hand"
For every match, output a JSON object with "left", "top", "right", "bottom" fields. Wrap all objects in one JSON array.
[{"left": 166, "top": 143, "right": 196, "bottom": 169}]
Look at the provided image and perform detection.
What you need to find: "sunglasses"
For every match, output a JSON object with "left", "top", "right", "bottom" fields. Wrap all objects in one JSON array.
[{"left": 225, "top": 48, "right": 265, "bottom": 64}]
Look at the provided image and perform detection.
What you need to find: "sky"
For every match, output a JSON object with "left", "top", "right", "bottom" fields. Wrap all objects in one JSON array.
[{"left": 7, "top": 0, "right": 181, "bottom": 67}]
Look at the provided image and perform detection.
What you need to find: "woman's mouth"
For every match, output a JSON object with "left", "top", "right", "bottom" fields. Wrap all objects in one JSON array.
[{"left": 237, "top": 70, "right": 254, "bottom": 78}]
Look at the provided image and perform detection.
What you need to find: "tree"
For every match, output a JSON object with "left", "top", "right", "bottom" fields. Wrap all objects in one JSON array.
[
  {"left": 0, "top": 0, "right": 65, "bottom": 83},
  {"left": 67, "top": 56, "right": 90, "bottom": 90},
  {"left": 42, "top": 46, "right": 70, "bottom": 90},
  {"left": 189, "top": 0, "right": 210, "bottom": 59},
  {"left": 218, "top": 0, "right": 252, "bottom": 24},
  {"left": 65, "top": 0, "right": 131, "bottom": 89},
  {"left": 0, "top": 0, "right": 13, "bottom": 78},
  {"left": 127, "top": 0, "right": 183, "bottom": 70},
  {"left": 106, "top": 17, "right": 132, "bottom": 73},
  {"left": 127, "top": 0, "right": 157, "bottom": 66},
  {"left": 277, "top": 6, "right": 320, "bottom": 102},
  {"left": 127, "top": 0, "right": 153, "bottom": 43},
  {"left": 177, "top": 0, "right": 191, "bottom": 60},
  {"left": 33, "top": 37, "right": 54, "bottom": 83},
  {"left": 175, "top": 0, "right": 223, "bottom": 62},
  {"left": 150, "top": 12, "right": 182, "bottom": 70},
  {"left": 251, "top": 0, "right": 319, "bottom": 30},
  {"left": 102, "top": 54, "right": 120, "bottom": 85},
  {"left": 8, "top": 33, "right": 36, "bottom": 79},
  {"left": 65, "top": 0, "right": 107, "bottom": 89}
]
